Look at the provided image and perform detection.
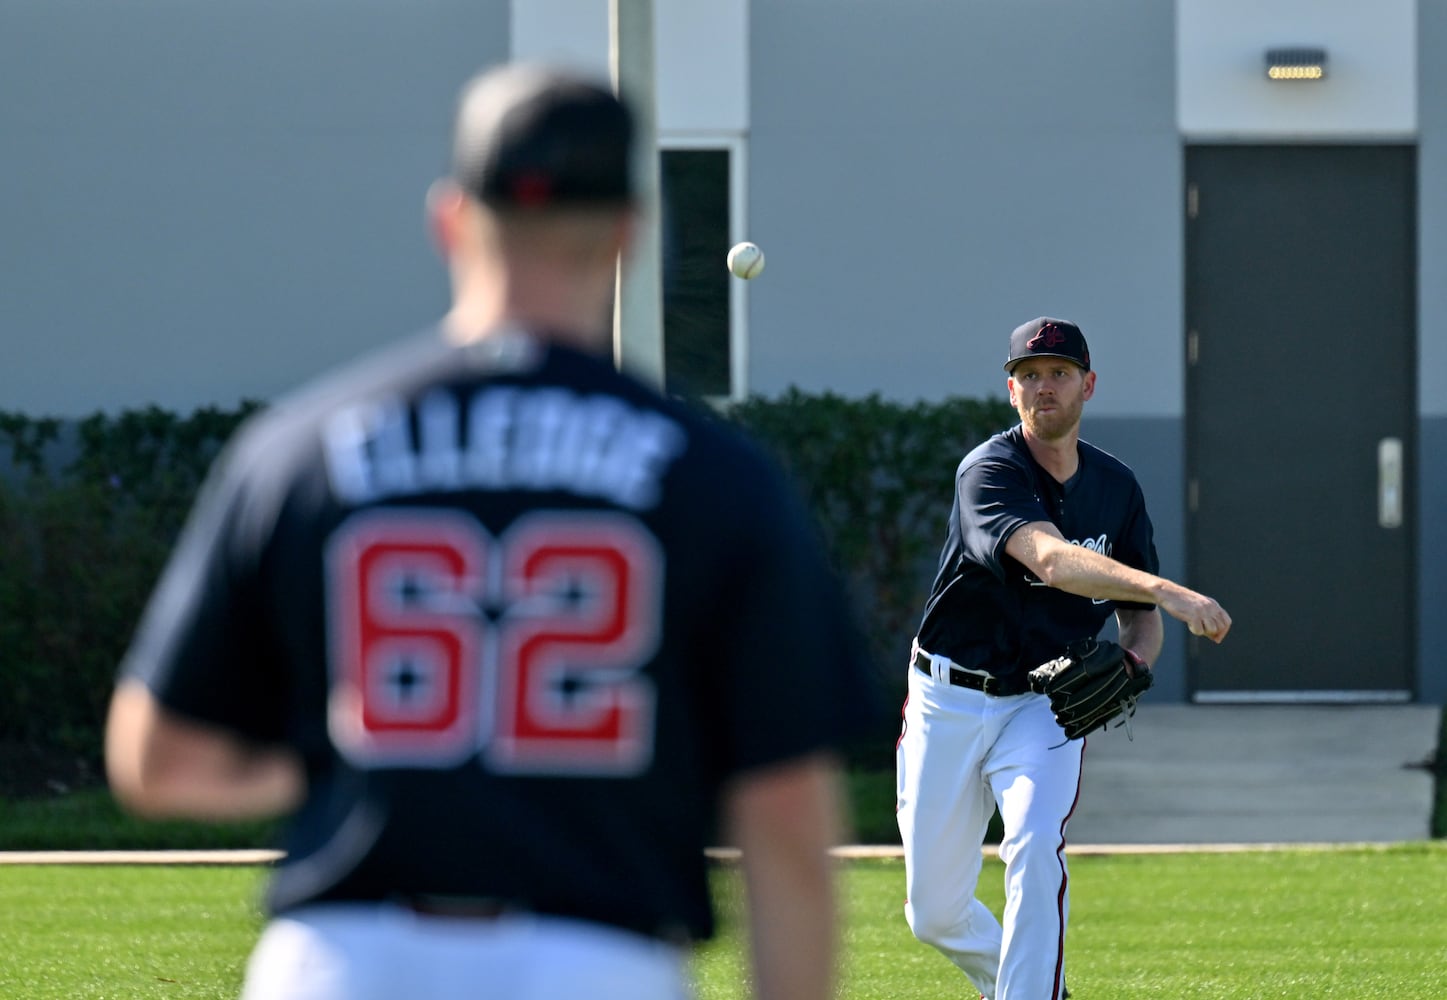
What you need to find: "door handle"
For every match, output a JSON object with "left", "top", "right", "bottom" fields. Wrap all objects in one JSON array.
[{"left": 1378, "top": 437, "right": 1403, "bottom": 529}]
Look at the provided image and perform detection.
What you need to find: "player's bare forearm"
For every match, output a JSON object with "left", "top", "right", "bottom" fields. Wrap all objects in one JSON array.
[
  {"left": 1007, "top": 522, "right": 1161, "bottom": 603},
  {"left": 1116, "top": 607, "right": 1164, "bottom": 665},
  {"left": 1007, "top": 522, "right": 1231, "bottom": 641},
  {"left": 723, "top": 753, "right": 845, "bottom": 1000},
  {"left": 105, "top": 680, "right": 305, "bottom": 821}
]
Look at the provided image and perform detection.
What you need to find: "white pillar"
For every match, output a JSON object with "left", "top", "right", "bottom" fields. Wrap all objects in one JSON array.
[{"left": 610, "top": 0, "right": 666, "bottom": 388}]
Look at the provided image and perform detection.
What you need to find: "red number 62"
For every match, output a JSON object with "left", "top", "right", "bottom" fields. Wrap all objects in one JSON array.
[{"left": 325, "top": 508, "right": 662, "bottom": 776}]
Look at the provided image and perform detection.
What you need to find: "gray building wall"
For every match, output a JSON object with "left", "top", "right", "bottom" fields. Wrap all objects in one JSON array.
[
  {"left": 0, "top": 0, "right": 509, "bottom": 417},
  {"left": 1418, "top": 0, "right": 1447, "bottom": 704},
  {"left": 748, "top": 0, "right": 1183, "bottom": 419},
  {"left": 1422, "top": 419, "right": 1446, "bottom": 704}
]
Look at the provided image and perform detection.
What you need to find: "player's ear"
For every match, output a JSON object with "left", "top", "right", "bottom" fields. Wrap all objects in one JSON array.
[
  {"left": 1081, "top": 370, "right": 1097, "bottom": 400},
  {"left": 425, "top": 179, "right": 468, "bottom": 257},
  {"left": 611, "top": 206, "right": 639, "bottom": 264}
]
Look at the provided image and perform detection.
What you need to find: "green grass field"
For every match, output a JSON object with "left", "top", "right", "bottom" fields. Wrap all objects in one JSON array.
[{"left": 4, "top": 846, "right": 1446, "bottom": 999}]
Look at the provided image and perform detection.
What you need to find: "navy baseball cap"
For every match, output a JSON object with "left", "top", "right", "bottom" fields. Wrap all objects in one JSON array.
[
  {"left": 450, "top": 64, "right": 636, "bottom": 209},
  {"left": 1004, "top": 317, "right": 1091, "bottom": 373}
]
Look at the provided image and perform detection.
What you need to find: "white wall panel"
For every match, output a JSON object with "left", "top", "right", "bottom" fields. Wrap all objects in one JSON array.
[{"left": 1178, "top": 0, "right": 1416, "bottom": 139}]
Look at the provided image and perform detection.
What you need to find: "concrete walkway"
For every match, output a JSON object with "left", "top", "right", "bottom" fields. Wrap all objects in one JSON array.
[{"left": 1067, "top": 704, "right": 1442, "bottom": 846}]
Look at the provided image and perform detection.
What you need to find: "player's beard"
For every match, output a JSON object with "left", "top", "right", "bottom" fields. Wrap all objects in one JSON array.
[{"left": 1020, "top": 393, "right": 1084, "bottom": 442}]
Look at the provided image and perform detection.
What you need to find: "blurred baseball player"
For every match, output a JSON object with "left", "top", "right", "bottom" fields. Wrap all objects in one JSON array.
[
  {"left": 895, "top": 317, "right": 1230, "bottom": 999},
  {"left": 106, "top": 63, "right": 880, "bottom": 1000}
]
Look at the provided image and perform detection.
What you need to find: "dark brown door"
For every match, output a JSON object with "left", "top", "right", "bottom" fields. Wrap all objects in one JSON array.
[{"left": 1185, "top": 145, "right": 1415, "bottom": 700}]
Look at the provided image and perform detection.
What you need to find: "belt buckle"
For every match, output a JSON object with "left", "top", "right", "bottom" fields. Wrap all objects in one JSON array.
[{"left": 956, "top": 665, "right": 996, "bottom": 695}]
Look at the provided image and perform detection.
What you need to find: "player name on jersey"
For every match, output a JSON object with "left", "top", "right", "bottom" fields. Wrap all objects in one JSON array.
[{"left": 323, "top": 386, "right": 686, "bottom": 510}]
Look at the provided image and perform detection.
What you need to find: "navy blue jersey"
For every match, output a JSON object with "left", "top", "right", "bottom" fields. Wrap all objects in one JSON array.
[
  {"left": 120, "top": 327, "right": 879, "bottom": 942},
  {"left": 916, "top": 424, "right": 1158, "bottom": 683}
]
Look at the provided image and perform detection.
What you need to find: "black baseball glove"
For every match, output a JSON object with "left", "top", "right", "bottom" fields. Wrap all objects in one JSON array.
[{"left": 1027, "top": 638, "right": 1153, "bottom": 741}]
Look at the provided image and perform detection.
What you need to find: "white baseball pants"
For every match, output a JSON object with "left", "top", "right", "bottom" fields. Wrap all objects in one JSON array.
[
  {"left": 241, "top": 903, "right": 691, "bottom": 1000},
  {"left": 896, "top": 659, "right": 1083, "bottom": 1000}
]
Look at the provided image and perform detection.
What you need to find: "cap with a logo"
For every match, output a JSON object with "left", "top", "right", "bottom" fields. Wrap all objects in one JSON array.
[
  {"left": 451, "top": 64, "right": 636, "bottom": 209},
  {"left": 1004, "top": 317, "right": 1091, "bottom": 372}
]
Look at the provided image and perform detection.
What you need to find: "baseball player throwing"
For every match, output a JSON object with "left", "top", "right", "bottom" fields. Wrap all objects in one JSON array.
[
  {"left": 895, "top": 317, "right": 1230, "bottom": 999},
  {"left": 105, "top": 64, "right": 879, "bottom": 1000}
]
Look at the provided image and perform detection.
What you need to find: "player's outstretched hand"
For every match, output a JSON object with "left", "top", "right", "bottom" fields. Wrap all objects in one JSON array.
[{"left": 1158, "top": 586, "right": 1231, "bottom": 643}]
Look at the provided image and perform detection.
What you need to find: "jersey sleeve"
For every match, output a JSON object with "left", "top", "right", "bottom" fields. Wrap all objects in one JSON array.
[
  {"left": 957, "top": 456, "right": 1051, "bottom": 581},
  {"left": 118, "top": 426, "right": 289, "bottom": 743},
  {"left": 1112, "top": 479, "right": 1161, "bottom": 612},
  {"left": 700, "top": 463, "right": 885, "bottom": 779}
]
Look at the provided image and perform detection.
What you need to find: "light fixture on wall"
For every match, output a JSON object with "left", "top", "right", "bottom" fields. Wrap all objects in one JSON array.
[{"left": 1265, "top": 47, "right": 1327, "bottom": 81}]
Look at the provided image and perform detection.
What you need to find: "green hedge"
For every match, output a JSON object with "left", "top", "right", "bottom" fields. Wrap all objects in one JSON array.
[
  {"left": 0, "top": 393, "right": 1014, "bottom": 774},
  {"left": 728, "top": 390, "right": 1016, "bottom": 675},
  {"left": 0, "top": 405, "right": 259, "bottom": 755}
]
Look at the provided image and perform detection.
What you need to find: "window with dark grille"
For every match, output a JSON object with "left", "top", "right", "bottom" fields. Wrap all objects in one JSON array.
[{"left": 660, "top": 148, "right": 731, "bottom": 398}]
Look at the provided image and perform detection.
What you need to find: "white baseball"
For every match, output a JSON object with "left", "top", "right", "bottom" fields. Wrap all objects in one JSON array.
[{"left": 727, "top": 241, "right": 765, "bottom": 279}]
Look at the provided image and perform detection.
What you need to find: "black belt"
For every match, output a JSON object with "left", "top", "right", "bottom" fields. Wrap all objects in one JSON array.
[
  {"left": 398, "top": 895, "right": 516, "bottom": 920},
  {"left": 391, "top": 896, "right": 692, "bottom": 946},
  {"left": 912, "top": 649, "right": 1027, "bottom": 696}
]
